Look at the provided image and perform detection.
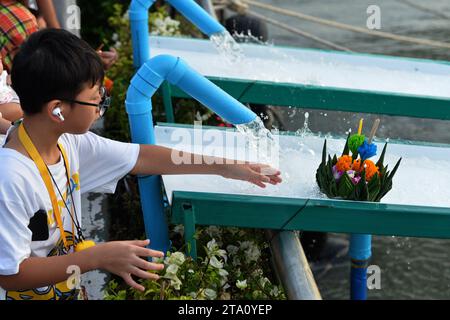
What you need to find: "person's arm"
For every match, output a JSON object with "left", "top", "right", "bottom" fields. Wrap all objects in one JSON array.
[
  {"left": 35, "top": 0, "right": 61, "bottom": 28},
  {"left": 0, "top": 113, "right": 11, "bottom": 134},
  {"left": 130, "top": 145, "right": 282, "bottom": 188},
  {"left": 0, "top": 239, "right": 164, "bottom": 292},
  {"left": 0, "top": 103, "right": 23, "bottom": 122}
]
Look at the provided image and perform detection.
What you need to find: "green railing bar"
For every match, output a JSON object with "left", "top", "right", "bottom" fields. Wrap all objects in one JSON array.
[
  {"left": 168, "top": 77, "right": 450, "bottom": 120},
  {"left": 161, "top": 81, "right": 175, "bottom": 123},
  {"left": 171, "top": 191, "right": 450, "bottom": 239}
]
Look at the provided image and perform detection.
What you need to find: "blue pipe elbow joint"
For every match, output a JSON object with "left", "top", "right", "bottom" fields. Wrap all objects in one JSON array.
[{"left": 128, "top": 54, "right": 256, "bottom": 125}]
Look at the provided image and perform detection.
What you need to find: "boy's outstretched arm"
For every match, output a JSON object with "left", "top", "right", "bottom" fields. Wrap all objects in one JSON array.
[
  {"left": 0, "top": 240, "right": 164, "bottom": 292},
  {"left": 130, "top": 145, "right": 282, "bottom": 188}
]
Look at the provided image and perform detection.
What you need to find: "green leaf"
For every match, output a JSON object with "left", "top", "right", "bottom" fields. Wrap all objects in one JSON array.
[
  {"left": 388, "top": 158, "right": 402, "bottom": 180},
  {"left": 322, "top": 140, "right": 327, "bottom": 165},
  {"left": 332, "top": 154, "right": 338, "bottom": 165},
  {"left": 358, "top": 170, "right": 369, "bottom": 201},
  {"left": 368, "top": 174, "right": 381, "bottom": 202},
  {"left": 330, "top": 179, "right": 338, "bottom": 196},
  {"left": 337, "top": 174, "right": 354, "bottom": 198},
  {"left": 376, "top": 143, "right": 388, "bottom": 167},
  {"left": 342, "top": 132, "right": 351, "bottom": 156}
]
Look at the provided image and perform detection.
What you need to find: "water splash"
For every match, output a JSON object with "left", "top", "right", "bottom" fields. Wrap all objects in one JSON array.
[
  {"left": 235, "top": 116, "right": 280, "bottom": 169},
  {"left": 210, "top": 31, "right": 244, "bottom": 63},
  {"left": 296, "top": 112, "right": 313, "bottom": 137}
]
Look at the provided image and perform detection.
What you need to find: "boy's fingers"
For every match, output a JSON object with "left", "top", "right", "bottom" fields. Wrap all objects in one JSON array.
[
  {"left": 250, "top": 164, "right": 281, "bottom": 176},
  {"left": 250, "top": 179, "right": 266, "bottom": 188},
  {"left": 269, "top": 175, "right": 283, "bottom": 183},
  {"left": 122, "top": 273, "right": 145, "bottom": 292},
  {"left": 134, "top": 257, "right": 165, "bottom": 271},
  {"left": 131, "top": 267, "right": 160, "bottom": 281},
  {"left": 252, "top": 173, "right": 270, "bottom": 183},
  {"left": 135, "top": 246, "right": 165, "bottom": 258},
  {"left": 127, "top": 239, "right": 150, "bottom": 247}
]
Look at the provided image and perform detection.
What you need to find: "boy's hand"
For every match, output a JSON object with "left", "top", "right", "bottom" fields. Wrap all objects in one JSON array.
[
  {"left": 97, "top": 48, "right": 118, "bottom": 70},
  {"left": 93, "top": 239, "right": 164, "bottom": 292},
  {"left": 220, "top": 163, "right": 282, "bottom": 188}
]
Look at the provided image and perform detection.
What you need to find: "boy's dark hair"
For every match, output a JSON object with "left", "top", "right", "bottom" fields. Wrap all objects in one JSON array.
[{"left": 11, "top": 28, "right": 104, "bottom": 115}]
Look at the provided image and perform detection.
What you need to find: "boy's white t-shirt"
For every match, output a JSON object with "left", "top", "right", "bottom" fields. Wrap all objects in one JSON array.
[{"left": 0, "top": 129, "right": 140, "bottom": 300}]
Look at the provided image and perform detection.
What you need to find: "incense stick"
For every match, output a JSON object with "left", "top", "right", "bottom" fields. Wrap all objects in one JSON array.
[{"left": 368, "top": 119, "right": 381, "bottom": 144}]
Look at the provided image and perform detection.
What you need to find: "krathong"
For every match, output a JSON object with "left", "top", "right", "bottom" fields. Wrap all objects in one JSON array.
[{"left": 316, "top": 119, "right": 402, "bottom": 202}]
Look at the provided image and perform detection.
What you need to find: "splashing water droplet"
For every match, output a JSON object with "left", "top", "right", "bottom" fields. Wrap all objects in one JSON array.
[
  {"left": 235, "top": 117, "right": 279, "bottom": 167},
  {"left": 296, "top": 112, "right": 313, "bottom": 137},
  {"left": 210, "top": 31, "right": 244, "bottom": 64}
]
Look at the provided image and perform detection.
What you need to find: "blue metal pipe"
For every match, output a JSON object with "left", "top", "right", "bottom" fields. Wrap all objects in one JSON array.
[
  {"left": 349, "top": 234, "right": 372, "bottom": 300},
  {"left": 126, "top": 54, "right": 257, "bottom": 252},
  {"left": 130, "top": 0, "right": 225, "bottom": 69}
]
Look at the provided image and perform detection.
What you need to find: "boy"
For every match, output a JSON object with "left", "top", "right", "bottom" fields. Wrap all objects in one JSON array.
[{"left": 0, "top": 29, "right": 282, "bottom": 300}]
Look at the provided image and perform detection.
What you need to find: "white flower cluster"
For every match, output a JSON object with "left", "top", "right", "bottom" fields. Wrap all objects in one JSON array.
[
  {"left": 150, "top": 16, "right": 181, "bottom": 36},
  {"left": 238, "top": 241, "right": 261, "bottom": 264},
  {"left": 161, "top": 251, "right": 186, "bottom": 290},
  {"left": 148, "top": 226, "right": 284, "bottom": 300},
  {"left": 227, "top": 240, "right": 261, "bottom": 267}
]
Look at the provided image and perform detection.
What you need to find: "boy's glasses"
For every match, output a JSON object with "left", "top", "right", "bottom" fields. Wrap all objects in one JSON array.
[{"left": 63, "top": 86, "right": 110, "bottom": 117}]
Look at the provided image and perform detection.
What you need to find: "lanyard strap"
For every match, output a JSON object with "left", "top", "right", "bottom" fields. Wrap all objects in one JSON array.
[
  {"left": 57, "top": 143, "right": 76, "bottom": 240},
  {"left": 18, "top": 123, "right": 72, "bottom": 249}
]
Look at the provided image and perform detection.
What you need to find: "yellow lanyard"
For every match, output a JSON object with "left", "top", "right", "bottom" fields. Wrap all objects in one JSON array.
[{"left": 18, "top": 123, "right": 73, "bottom": 250}]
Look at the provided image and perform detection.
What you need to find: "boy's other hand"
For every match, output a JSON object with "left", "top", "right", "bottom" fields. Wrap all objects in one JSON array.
[
  {"left": 97, "top": 48, "right": 118, "bottom": 70},
  {"left": 93, "top": 239, "right": 164, "bottom": 292},
  {"left": 220, "top": 163, "right": 282, "bottom": 188}
]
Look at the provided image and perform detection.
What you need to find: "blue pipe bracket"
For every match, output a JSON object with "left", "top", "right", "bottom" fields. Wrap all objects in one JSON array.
[{"left": 126, "top": 54, "right": 257, "bottom": 253}]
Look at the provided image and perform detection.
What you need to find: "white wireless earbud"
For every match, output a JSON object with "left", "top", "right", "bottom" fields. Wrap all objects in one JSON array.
[{"left": 52, "top": 107, "right": 65, "bottom": 121}]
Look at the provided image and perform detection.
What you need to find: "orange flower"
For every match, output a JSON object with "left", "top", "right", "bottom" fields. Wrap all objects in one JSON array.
[
  {"left": 362, "top": 160, "right": 379, "bottom": 181},
  {"left": 336, "top": 155, "right": 353, "bottom": 172},
  {"left": 352, "top": 159, "right": 362, "bottom": 172}
]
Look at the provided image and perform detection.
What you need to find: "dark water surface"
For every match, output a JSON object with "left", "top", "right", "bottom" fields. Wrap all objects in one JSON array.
[{"left": 257, "top": 0, "right": 450, "bottom": 299}]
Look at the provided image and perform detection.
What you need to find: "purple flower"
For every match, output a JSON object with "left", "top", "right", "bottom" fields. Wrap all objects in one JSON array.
[
  {"left": 358, "top": 141, "right": 377, "bottom": 161},
  {"left": 351, "top": 176, "right": 361, "bottom": 185},
  {"left": 332, "top": 165, "right": 343, "bottom": 181},
  {"left": 346, "top": 170, "right": 356, "bottom": 178}
]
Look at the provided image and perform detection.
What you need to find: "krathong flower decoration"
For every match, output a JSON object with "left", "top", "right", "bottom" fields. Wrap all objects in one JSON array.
[
  {"left": 348, "top": 134, "right": 365, "bottom": 154},
  {"left": 352, "top": 159, "right": 362, "bottom": 171},
  {"left": 315, "top": 119, "right": 401, "bottom": 202},
  {"left": 336, "top": 155, "right": 353, "bottom": 172},
  {"left": 362, "top": 160, "right": 379, "bottom": 181},
  {"left": 358, "top": 140, "right": 377, "bottom": 160}
]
